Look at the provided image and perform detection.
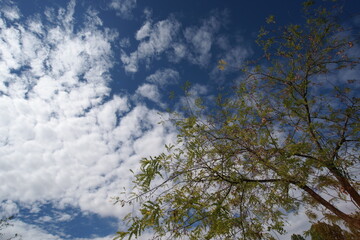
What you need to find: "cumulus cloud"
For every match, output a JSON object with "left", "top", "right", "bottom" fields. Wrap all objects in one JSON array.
[
  {"left": 145, "top": 68, "right": 179, "bottom": 87},
  {"left": 121, "top": 18, "right": 181, "bottom": 73},
  {"left": 0, "top": 200, "right": 19, "bottom": 218},
  {"left": 1, "top": 220, "right": 62, "bottom": 240},
  {"left": 0, "top": 2, "right": 177, "bottom": 234},
  {"left": 109, "top": 0, "right": 137, "bottom": 19},
  {"left": 1, "top": 0, "right": 116, "bottom": 208},
  {"left": 135, "top": 83, "right": 161, "bottom": 103}
]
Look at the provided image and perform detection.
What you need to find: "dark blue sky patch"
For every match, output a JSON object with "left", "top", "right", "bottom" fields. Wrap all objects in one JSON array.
[{"left": 18, "top": 203, "right": 118, "bottom": 239}]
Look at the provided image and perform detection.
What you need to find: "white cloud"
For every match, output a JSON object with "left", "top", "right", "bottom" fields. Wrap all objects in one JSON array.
[
  {"left": 215, "top": 35, "right": 230, "bottom": 50},
  {"left": 184, "top": 13, "right": 225, "bottom": 66},
  {"left": 0, "top": 200, "right": 19, "bottom": 218},
  {"left": 282, "top": 208, "right": 311, "bottom": 239},
  {"left": 168, "top": 43, "right": 187, "bottom": 63},
  {"left": 120, "top": 12, "right": 228, "bottom": 72},
  {"left": 143, "top": 8, "right": 152, "bottom": 20},
  {"left": 134, "top": 71, "right": 180, "bottom": 107},
  {"left": 119, "top": 37, "right": 131, "bottom": 48},
  {"left": 146, "top": 68, "right": 179, "bottom": 87},
  {"left": 221, "top": 46, "right": 249, "bottom": 66},
  {"left": 121, "top": 18, "right": 180, "bottom": 73},
  {"left": 109, "top": 0, "right": 137, "bottom": 19},
  {"left": 0, "top": 0, "right": 177, "bottom": 227},
  {"left": 56, "top": 212, "right": 73, "bottom": 222},
  {"left": 1, "top": 220, "right": 62, "bottom": 240},
  {"left": 38, "top": 215, "right": 53, "bottom": 223},
  {"left": 209, "top": 45, "right": 250, "bottom": 81},
  {"left": 177, "top": 83, "right": 209, "bottom": 113},
  {"left": 0, "top": 3, "right": 21, "bottom": 21},
  {"left": 184, "top": 27, "right": 212, "bottom": 65},
  {"left": 135, "top": 21, "right": 151, "bottom": 40},
  {"left": 135, "top": 83, "right": 161, "bottom": 103}
]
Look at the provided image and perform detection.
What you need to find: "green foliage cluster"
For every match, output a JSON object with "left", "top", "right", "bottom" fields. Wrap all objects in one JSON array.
[
  {"left": 115, "top": 1, "right": 360, "bottom": 239},
  {"left": 291, "top": 234, "right": 306, "bottom": 240},
  {"left": 292, "top": 220, "right": 360, "bottom": 239}
]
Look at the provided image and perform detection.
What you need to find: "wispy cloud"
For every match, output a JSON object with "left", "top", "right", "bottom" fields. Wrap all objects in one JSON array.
[
  {"left": 146, "top": 68, "right": 179, "bottom": 87},
  {"left": 135, "top": 21, "right": 151, "bottom": 40},
  {"left": 120, "top": 10, "right": 231, "bottom": 73},
  {"left": 184, "top": 11, "right": 226, "bottom": 66},
  {"left": 167, "top": 43, "right": 187, "bottom": 63},
  {"left": 121, "top": 17, "right": 181, "bottom": 73},
  {"left": 209, "top": 44, "right": 250, "bottom": 82},
  {"left": 0, "top": 0, "right": 21, "bottom": 21},
  {"left": 109, "top": 0, "right": 137, "bottom": 19}
]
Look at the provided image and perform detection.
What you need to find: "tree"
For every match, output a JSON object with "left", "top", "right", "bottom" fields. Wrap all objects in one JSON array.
[
  {"left": 305, "top": 221, "right": 359, "bottom": 240},
  {"left": 308, "top": 221, "right": 345, "bottom": 240},
  {"left": 115, "top": 1, "right": 360, "bottom": 239},
  {"left": 291, "top": 234, "right": 306, "bottom": 240}
]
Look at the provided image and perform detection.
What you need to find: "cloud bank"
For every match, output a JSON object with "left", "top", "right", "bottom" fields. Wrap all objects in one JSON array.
[{"left": 0, "top": 1, "right": 176, "bottom": 231}]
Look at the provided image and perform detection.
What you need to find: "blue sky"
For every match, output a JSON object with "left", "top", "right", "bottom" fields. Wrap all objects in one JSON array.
[{"left": 0, "top": 0, "right": 359, "bottom": 239}]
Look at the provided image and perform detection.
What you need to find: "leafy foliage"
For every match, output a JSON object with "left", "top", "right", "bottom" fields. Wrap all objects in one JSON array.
[
  {"left": 116, "top": 1, "right": 360, "bottom": 239},
  {"left": 291, "top": 234, "right": 306, "bottom": 240},
  {"left": 307, "top": 221, "right": 345, "bottom": 240},
  {"left": 305, "top": 220, "right": 360, "bottom": 240}
]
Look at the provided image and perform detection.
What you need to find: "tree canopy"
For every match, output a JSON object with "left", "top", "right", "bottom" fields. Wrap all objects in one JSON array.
[{"left": 115, "top": 1, "right": 360, "bottom": 239}]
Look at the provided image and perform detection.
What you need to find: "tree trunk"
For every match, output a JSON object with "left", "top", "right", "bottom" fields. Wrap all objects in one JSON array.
[
  {"left": 326, "top": 164, "right": 360, "bottom": 208},
  {"left": 301, "top": 185, "right": 360, "bottom": 229}
]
